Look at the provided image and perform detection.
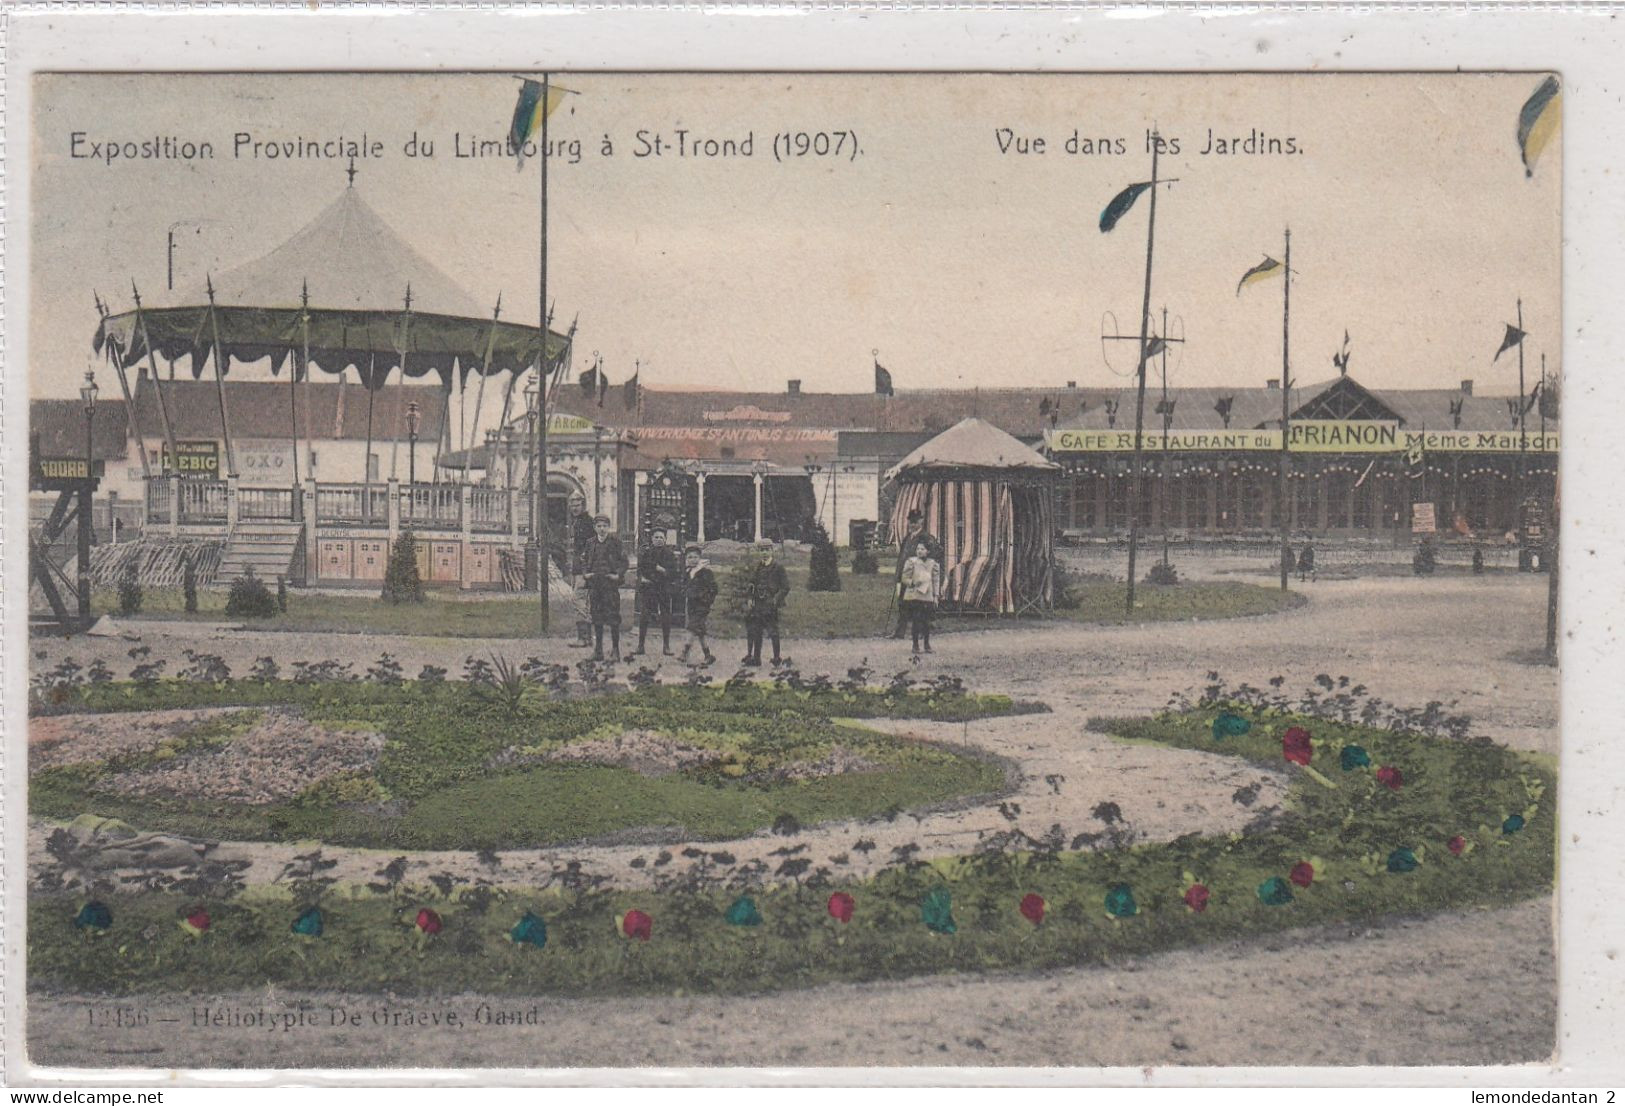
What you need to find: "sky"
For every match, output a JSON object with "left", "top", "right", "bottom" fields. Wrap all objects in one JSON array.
[{"left": 30, "top": 72, "right": 1560, "bottom": 411}]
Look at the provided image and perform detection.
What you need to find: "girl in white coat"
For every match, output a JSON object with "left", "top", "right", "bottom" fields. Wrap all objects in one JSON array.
[{"left": 898, "top": 541, "right": 943, "bottom": 653}]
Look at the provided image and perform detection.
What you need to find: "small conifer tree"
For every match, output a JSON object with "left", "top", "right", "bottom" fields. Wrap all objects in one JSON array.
[{"left": 382, "top": 528, "right": 425, "bottom": 604}]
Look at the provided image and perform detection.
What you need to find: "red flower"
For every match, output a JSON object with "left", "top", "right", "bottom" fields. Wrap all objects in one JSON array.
[
  {"left": 1282, "top": 727, "right": 1313, "bottom": 766},
  {"left": 1289, "top": 862, "right": 1315, "bottom": 888},
  {"left": 1019, "top": 893, "right": 1046, "bottom": 925},
  {"left": 827, "top": 891, "right": 855, "bottom": 924},
  {"left": 621, "top": 909, "right": 653, "bottom": 941},
  {"left": 415, "top": 908, "right": 443, "bottom": 936},
  {"left": 1183, "top": 884, "right": 1210, "bottom": 913},
  {"left": 1376, "top": 765, "right": 1404, "bottom": 791},
  {"left": 183, "top": 906, "right": 211, "bottom": 933},
  {"left": 1447, "top": 835, "right": 1466, "bottom": 856}
]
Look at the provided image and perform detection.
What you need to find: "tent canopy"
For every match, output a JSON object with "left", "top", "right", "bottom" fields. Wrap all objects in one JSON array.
[
  {"left": 92, "top": 185, "right": 567, "bottom": 390},
  {"left": 886, "top": 417, "right": 1059, "bottom": 483}
]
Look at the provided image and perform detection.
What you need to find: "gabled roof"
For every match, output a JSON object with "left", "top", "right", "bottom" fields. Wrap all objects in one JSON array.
[
  {"left": 886, "top": 417, "right": 1059, "bottom": 481},
  {"left": 129, "top": 376, "right": 447, "bottom": 442},
  {"left": 31, "top": 399, "right": 132, "bottom": 461}
]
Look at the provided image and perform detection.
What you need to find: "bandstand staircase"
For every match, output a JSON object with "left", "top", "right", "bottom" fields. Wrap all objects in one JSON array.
[{"left": 215, "top": 521, "right": 305, "bottom": 588}]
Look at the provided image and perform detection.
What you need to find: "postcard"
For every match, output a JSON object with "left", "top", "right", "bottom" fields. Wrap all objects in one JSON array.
[{"left": 12, "top": 60, "right": 1578, "bottom": 1076}]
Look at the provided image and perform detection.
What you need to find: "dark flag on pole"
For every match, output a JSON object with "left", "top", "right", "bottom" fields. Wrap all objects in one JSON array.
[
  {"left": 1099, "top": 181, "right": 1153, "bottom": 233},
  {"left": 597, "top": 370, "right": 609, "bottom": 407},
  {"left": 1141, "top": 335, "right": 1168, "bottom": 364},
  {"left": 510, "top": 78, "right": 567, "bottom": 168},
  {"left": 874, "top": 359, "right": 894, "bottom": 396},
  {"left": 1494, "top": 323, "right": 1527, "bottom": 362},
  {"left": 579, "top": 365, "right": 598, "bottom": 396},
  {"left": 623, "top": 367, "right": 639, "bottom": 410}
]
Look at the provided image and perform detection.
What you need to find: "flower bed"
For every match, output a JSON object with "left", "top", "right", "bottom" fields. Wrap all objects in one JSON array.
[{"left": 29, "top": 691, "right": 1554, "bottom": 998}]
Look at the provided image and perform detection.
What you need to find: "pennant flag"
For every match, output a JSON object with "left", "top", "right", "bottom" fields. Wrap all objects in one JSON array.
[
  {"left": 874, "top": 359, "right": 894, "bottom": 397},
  {"left": 1332, "top": 330, "right": 1352, "bottom": 376},
  {"left": 1038, "top": 397, "right": 1052, "bottom": 416},
  {"left": 1518, "top": 76, "right": 1561, "bottom": 178},
  {"left": 1141, "top": 335, "right": 1168, "bottom": 364},
  {"left": 1213, "top": 396, "right": 1235, "bottom": 428},
  {"left": 509, "top": 78, "right": 567, "bottom": 168},
  {"left": 1236, "top": 256, "right": 1284, "bottom": 296},
  {"left": 1493, "top": 323, "right": 1526, "bottom": 362},
  {"left": 597, "top": 369, "right": 608, "bottom": 408},
  {"left": 1099, "top": 181, "right": 1152, "bottom": 233},
  {"left": 579, "top": 365, "right": 598, "bottom": 396}
]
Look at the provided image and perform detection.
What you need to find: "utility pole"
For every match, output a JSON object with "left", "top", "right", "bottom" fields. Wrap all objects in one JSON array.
[
  {"left": 1279, "top": 228, "right": 1292, "bottom": 593},
  {"left": 1125, "top": 134, "right": 1161, "bottom": 615}
]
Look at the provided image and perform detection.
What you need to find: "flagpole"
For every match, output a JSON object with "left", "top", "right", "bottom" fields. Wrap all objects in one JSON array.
[
  {"left": 537, "top": 72, "right": 551, "bottom": 633},
  {"left": 1125, "top": 132, "right": 1160, "bottom": 616},
  {"left": 1279, "top": 227, "right": 1292, "bottom": 593},
  {"left": 1516, "top": 296, "right": 1527, "bottom": 498}
]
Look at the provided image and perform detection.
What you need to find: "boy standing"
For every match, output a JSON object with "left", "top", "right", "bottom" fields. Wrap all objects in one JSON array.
[
  {"left": 742, "top": 539, "right": 790, "bottom": 667},
  {"left": 582, "top": 515, "right": 627, "bottom": 661},
  {"left": 679, "top": 544, "right": 718, "bottom": 666},
  {"left": 635, "top": 529, "right": 679, "bottom": 655}
]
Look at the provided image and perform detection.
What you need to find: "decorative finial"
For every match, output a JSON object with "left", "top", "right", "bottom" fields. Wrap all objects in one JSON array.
[
  {"left": 346, "top": 157, "right": 357, "bottom": 188},
  {"left": 403, "top": 284, "right": 413, "bottom": 312},
  {"left": 301, "top": 278, "right": 310, "bottom": 310},
  {"left": 205, "top": 274, "right": 216, "bottom": 305},
  {"left": 131, "top": 280, "right": 143, "bottom": 309},
  {"left": 492, "top": 292, "right": 502, "bottom": 320}
]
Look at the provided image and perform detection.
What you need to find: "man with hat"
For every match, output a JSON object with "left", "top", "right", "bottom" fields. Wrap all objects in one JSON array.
[
  {"left": 581, "top": 514, "right": 628, "bottom": 661},
  {"left": 742, "top": 539, "right": 791, "bottom": 667},
  {"left": 892, "top": 508, "right": 944, "bottom": 638},
  {"left": 634, "top": 528, "right": 679, "bottom": 655}
]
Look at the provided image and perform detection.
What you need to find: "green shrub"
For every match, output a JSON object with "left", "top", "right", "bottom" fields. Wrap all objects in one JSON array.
[
  {"left": 182, "top": 554, "right": 198, "bottom": 613},
  {"left": 116, "top": 565, "right": 143, "bottom": 616},
  {"left": 807, "top": 521, "right": 841, "bottom": 592},
  {"left": 224, "top": 571, "right": 279, "bottom": 619},
  {"left": 382, "top": 528, "right": 425, "bottom": 604}
]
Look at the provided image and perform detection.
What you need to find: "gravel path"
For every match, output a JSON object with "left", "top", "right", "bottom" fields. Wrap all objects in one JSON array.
[{"left": 24, "top": 568, "right": 1559, "bottom": 1069}]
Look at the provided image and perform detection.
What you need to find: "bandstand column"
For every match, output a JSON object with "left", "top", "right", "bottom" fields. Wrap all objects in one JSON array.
[
  {"left": 696, "top": 472, "right": 707, "bottom": 542},
  {"left": 752, "top": 471, "right": 765, "bottom": 542}
]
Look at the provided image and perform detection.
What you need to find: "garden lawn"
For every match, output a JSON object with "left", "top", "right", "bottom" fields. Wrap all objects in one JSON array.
[
  {"left": 95, "top": 571, "right": 1300, "bottom": 639},
  {"left": 30, "top": 699, "right": 1554, "bottom": 998},
  {"left": 30, "top": 680, "right": 1027, "bottom": 850}
]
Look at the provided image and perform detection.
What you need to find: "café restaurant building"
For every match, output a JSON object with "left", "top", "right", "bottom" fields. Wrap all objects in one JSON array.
[{"left": 1043, "top": 374, "right": 1558, "bottom": 540}]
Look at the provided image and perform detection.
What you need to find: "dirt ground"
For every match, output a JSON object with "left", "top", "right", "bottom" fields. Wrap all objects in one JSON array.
[{"left": 23, "top": 566, "right": 1560, "bottom": 1070}]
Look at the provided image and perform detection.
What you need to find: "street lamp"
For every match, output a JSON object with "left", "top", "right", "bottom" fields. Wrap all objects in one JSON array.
[{"left": 406, "top": 400, "right": 421, "bottom": 487}]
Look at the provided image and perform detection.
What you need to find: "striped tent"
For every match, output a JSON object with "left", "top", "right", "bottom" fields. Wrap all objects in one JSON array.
[{"left": 885, "top": 418, "right": 1060, "bottom": 615}]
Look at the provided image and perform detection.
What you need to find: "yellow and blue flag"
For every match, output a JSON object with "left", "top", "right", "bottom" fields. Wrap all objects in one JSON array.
[
  {"left": 1235, "top": 256, "right": 1283, "bottom": 296},
  {"left": 510, "top": 78, "right": 567, "bottom": 167},
  {"left": 1518, "top": 76, "right": 1561, "bottom": 179}
]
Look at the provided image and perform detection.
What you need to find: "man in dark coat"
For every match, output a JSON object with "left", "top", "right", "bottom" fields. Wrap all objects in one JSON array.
[
  {"left": 679, "top": 544, "right": 718, "bottom": 666},
  {"left": 581, "top": 515, "right": 627, "bottom": 661},
  {"left": 892, "top": 508, "right": 945, "bottom": 638},
  {"left": 635, "top": 529, "right": 679, "bottom": 655},
  {"left": 742, "top": 539, "right": 791, "bottom": 667}
]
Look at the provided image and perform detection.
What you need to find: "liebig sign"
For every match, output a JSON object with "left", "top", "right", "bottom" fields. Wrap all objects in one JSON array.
[
  {"left": 162, "top": 440, "right": 220, "bottom": 477},
  {"left": 1045, "top": 421, "right": 1559, "bottom": 455}
]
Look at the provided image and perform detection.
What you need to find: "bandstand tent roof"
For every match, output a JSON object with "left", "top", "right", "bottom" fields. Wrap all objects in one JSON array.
[
  {"left": 93, "top": 185, "right": 568, "bottom": 391},
  {"left": 886, "top": 416, "right": 1059, "bottom": 481},
  {"left": 886, "top": 418, "right": 1058, "bottom": 615}
]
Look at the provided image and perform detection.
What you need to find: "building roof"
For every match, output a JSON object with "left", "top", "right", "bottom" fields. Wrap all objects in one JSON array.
[
  {"left": 571, "top": 383, "right": 1114, "bottom": 440},
  {"left": 1055, "top": 375, "right": 1558, "bottom": 434},
  {"left": 31, "top": 398, "right": 132, "bottom": 461},
  {"left": 886, "top": 417, "right": 1060, "bottom": 481},
  {"left": 128, "top": 376, "right": 447, "bottom": 442}
]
